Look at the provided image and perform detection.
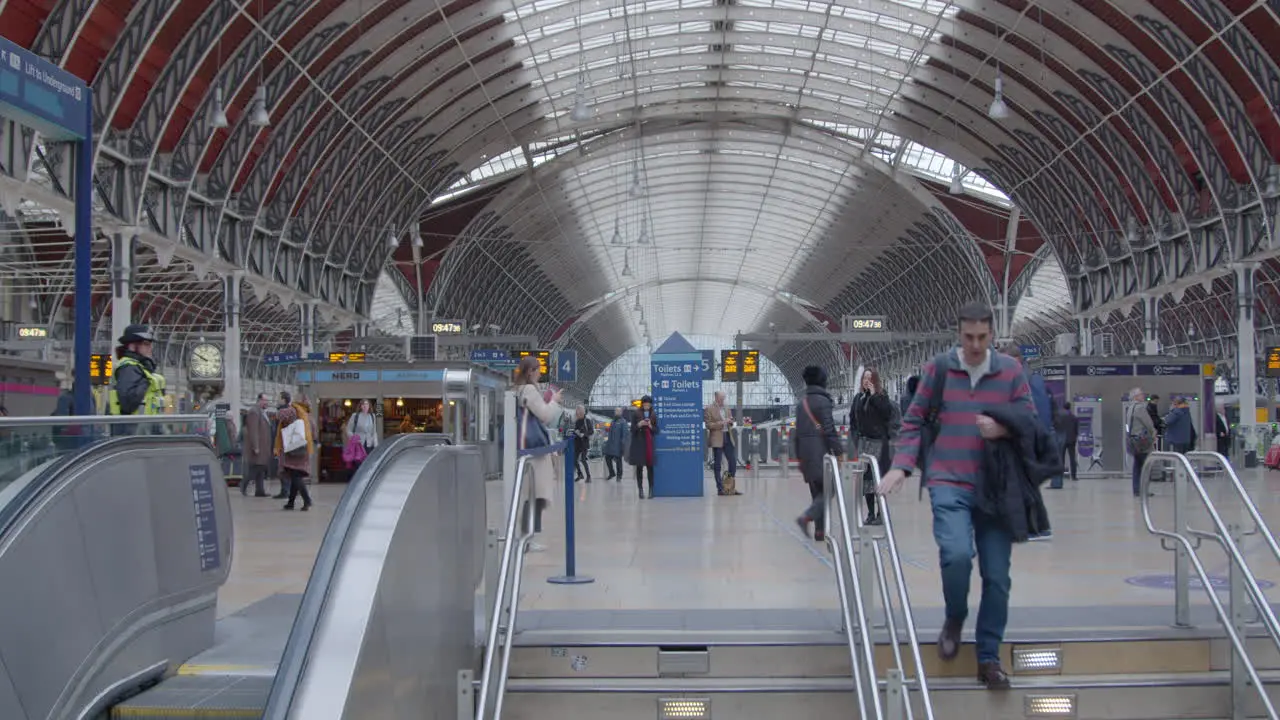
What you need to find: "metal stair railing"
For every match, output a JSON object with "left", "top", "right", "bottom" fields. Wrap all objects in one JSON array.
[
  {"left": 823, "top": 454, "right": 883, "bottom": 720},
  {"left": 1140, "top": 451, "right": 1278, "bottom": 720},
  {"left": 853, "top": 455, "right": 935, "bottom": 720},
  {"left": 475, "top": 440, "right": 565, "bottom": 720}
]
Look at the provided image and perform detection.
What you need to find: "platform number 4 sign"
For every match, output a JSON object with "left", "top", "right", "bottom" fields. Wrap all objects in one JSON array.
[{"left": 556, "top": 350, "right": 577, "bottom": 383}]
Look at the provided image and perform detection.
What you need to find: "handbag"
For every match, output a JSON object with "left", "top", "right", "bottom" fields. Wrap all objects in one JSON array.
[
  {"left": 518, "top": 389, "right": 550, "bottom": 451},
  {"left": 281, "top": 418, "right": 307, "bottom": 458},
  {"left": 794, "top": 397, "right": 821, "bottom": 462}
]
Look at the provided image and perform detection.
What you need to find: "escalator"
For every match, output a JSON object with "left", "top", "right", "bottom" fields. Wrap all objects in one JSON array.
[{"left": 0, "top": 421, "right": 485, "bottom": 720}]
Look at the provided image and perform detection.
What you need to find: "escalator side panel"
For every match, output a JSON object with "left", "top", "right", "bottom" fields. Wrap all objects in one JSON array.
[
  {"left": 0, "top": 440, "right": 232, "bottom": 720},
  {"left": 286, "top": 446, "right": 486, "bottom": 720}
]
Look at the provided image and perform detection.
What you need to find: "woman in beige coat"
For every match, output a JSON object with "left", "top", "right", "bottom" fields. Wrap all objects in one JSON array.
[{"left": 512, "top": 355, "right": 565, "bottom": 552}]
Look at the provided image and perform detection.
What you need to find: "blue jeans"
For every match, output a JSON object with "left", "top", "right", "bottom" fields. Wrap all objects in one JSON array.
[
  {"left": 713, "top": 440, "right": 737, "bottom": 492},
  {"left": 929, "top": 484, "right": 1013, "bottom": 663}
]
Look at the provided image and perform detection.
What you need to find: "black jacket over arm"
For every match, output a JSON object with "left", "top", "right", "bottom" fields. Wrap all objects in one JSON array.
[{"left": 980, "top": 403, "right": 1064, "bottom": 542}]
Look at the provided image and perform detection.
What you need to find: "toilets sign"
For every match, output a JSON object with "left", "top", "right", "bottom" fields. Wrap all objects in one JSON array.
[{"left": 650, "top": 347, "right": 705, "bottom": 498}]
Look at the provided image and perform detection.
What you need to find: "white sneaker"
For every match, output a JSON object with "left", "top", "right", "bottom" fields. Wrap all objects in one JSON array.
[{"left": 527, "top": 541, "right": 547, "bottom": 553}]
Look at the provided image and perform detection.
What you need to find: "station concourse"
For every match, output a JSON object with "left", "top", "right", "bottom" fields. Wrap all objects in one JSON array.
[{"left": 1, "top": 1, "right": 1280, "bottom": 718}]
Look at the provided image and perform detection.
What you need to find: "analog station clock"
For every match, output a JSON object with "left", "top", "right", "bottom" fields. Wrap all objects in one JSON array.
[{"left": 189, "top": 343, "right": 224, "bottom": 379}]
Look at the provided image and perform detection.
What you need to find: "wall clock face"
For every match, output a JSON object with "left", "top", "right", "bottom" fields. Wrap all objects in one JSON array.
[{"left": 190, "top": 343, "right": 224, "bottom": 378}]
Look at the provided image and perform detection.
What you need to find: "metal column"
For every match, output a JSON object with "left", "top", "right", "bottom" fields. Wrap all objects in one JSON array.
[
  {"left": 1143, "top": 296, "right": 1160, "bottom": 355},
  {"left": 1236, "top": 264, "right": 1258, "bottom": 464},
  {"left": 224, "top": 272, "right": 243, "bottom": 421},
  {"left": 110, "top": 231, "right": 134, "bottom": 353},
  {"left": 300, "top": 301, "right": 317, "bottom": 357}
]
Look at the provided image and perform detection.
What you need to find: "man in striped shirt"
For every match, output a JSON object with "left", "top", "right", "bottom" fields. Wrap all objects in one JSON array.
[{"left": 878, "top": 302, "right": 1034, "bottom": 690}]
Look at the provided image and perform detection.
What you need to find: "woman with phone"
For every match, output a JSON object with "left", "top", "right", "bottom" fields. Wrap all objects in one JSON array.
[
  {"left": 513, "top": 355, "right": 565, "bottom": 551},
  {"left": 629, "top": 395, "right": 660, "bottom": 499}
]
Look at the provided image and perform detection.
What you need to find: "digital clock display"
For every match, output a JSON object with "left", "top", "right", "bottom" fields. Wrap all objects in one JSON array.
[
  {"left": 431, "top": 320, "right": 465, "bottom": 334},
  {"left": 846, "top": 317, "right": 886, "bottom": 331}
]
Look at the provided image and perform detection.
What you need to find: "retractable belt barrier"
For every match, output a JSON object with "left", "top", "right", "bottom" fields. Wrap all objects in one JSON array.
[{"left": 522, "top": 439, "right": 593, "bottom": 586}]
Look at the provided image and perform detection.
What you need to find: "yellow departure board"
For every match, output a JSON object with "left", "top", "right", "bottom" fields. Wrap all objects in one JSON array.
[
  {"left": 721, "top": 349, "right": 760, "bottom": 382},
  {"left": 89, "top": 353, "right": 112, "bottom": 385},
  {"left": 515, "top": 349, "right": 551, "bottom": 377},
  {"left": 329, "top": 352, "right": 366, "bottom": 363},
  {"left": 1266, "top": 346, "right": 1280, "bottom": 378}
]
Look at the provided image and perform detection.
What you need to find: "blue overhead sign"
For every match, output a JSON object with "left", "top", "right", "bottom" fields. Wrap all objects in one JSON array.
[
  {"left": 699, "top": 350, "right": 715, "bottom": 380},
  {"left": 471, "top": 349, "right": 510, "bottom": 363},
  {"left": 1019, "top": 344, "right": 1041, "bottom": 360},
  {"left": 556, "top": 350, "right": 577, "bottom": 383},
  {"left": 1070, "top": 364, "right": 1134, "bottom": 377},
  {"left": 1137, "top": 364, "right": 1201, "bottom": 377},
  {"left": 0, "top": 36, "right": 89, "bottom": 141},
  {"left": 263, "top": 351, "right": 301, "bottom": 366}
]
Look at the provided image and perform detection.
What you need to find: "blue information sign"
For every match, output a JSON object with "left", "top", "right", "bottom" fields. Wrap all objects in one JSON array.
[
  {"left": 0, "top": 36, "right": 89, "bottom": 141},
  {"left": 188, "top": 464, "right": 221, "bottom": 572},
  {"left": 1019, "top": 344, "right": 1041, "bottom": 360},
  {"left": 264, "top": 351, "right": 301, "bottom": 366},
  {"left": 556, "top": 350, "right": 577, "bottom": 383},
  {"left": 650, "top": 343, "right": 705, "bottom": 497},
  {"left": 471, "top": 349, "right": 510, "bottom": 363},
  {"left": 381, "top": 369, "right": 444, "bottom": 382},
  {"left": 699, "top": 350, "right": 715, "bottom": 380}
]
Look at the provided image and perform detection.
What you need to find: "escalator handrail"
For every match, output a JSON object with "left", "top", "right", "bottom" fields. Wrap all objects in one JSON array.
[
  {"left": 0, "top": 433, "right": 209, "bottom": 542},
  {"left": 261, "top": 432, "right": 453, "bottom": 720}
]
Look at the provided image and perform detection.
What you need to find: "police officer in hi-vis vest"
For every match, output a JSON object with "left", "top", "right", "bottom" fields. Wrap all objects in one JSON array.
[{"left": 109, "top": 325, "right": 167, "bottom": 431}]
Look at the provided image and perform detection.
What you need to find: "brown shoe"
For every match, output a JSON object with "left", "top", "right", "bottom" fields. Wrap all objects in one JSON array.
[
  {"left": 937, "top": 618, "right": 962, "bottom": 661},
  {"left": 977, "top": 660, "right": 1011, "bottom": 690}
]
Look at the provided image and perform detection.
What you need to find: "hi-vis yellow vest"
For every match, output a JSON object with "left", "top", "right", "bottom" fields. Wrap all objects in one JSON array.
[{"left": 108, "top": 356, "right": 167, "bottom": 415}]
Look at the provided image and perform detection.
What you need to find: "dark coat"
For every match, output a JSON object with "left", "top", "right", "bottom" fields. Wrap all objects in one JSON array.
[
  {"left": 605, "top": 417, "right": 628, "bottom": 456},
  {"left": 573, "top": 416, "right": 594, "bottom": 453},
  {"left": 979, "top": 403, "right": 1062, "bottom": 543},
  {"left": 796, "top": 385, "right": 843, "bottom": 485},
  {"left": 1054, "top": 409, "right": 1080, "bottom": 446},
  {"left": 628, "top": 408, "right": 659, "bottom": 466},
  {"left": 113, "top": 350, "right": 156, "bottom": 416},
  {"left": 851, "top": 390, "right": 895, "bottom": 472}
]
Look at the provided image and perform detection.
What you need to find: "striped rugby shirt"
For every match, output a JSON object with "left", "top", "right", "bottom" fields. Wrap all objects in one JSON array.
[{"left": 890, "top": 347, "right": 1034, "bottom": 491}]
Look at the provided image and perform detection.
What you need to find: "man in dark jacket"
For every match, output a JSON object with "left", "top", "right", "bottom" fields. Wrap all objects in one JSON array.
[
  {"left": 794, "top": 365, "right": 844, "bottom": 542},
  {"left": 979, "top": 404, "right": 1061, "bottom": 542},
  {"left": 1055, "top": 401, "right": 1080, "bottom": 482}
]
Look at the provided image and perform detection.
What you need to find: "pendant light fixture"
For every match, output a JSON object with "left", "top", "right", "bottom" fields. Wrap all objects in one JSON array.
[
  {"left": 211, "top": 86, "right": 229, "bottom": 129},
  {"left": 570, "top": 81, "right": 593, "bottom": 123},
  {"left": 988, "top": 65, "right": 1010, "bottom": 120},
  {"left": 249, "top": 86, "right": 271, "bottom": 127},
  {"left": 636, "top": 217, "right": 650, "bottom": 245},
  {"left": 621, "top": 248, "right": 632, "bottom": 277},
  {"left": 611, "top": 217, "right": 623, "bottom": 245}
]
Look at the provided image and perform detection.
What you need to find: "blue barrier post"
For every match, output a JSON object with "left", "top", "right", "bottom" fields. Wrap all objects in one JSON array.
[{"left": 548, "top": 438, "right": 594, "bottom": 585}]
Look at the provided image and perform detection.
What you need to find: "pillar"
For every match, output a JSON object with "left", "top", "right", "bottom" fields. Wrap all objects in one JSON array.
[
  {"left": 1143, "top": 296, "right": 1160, "bottom": 355},
  {"left": 224, "top": 272, "right": 243, "bottom": 420},
  {"left": 110, "top": 231, "right": 134, "bottom": 348},
  {"left": 1078, "top": 317, "right": 1092, "bottom": 356},
  {"left": 300, "top": 301, "right": 318, "bottom": 357},
  {"left": 1236, "top": 264, "right": 1258, "bottom": 458}
]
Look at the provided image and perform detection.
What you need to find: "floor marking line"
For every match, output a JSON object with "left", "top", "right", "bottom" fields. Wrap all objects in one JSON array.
[{"left": 754, "top": 496, "right": 834, "bottom": 570}]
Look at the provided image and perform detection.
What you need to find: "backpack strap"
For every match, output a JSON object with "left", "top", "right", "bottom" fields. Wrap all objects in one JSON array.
[{"left": 917, "top": 351, "right": 951, "bottom": 500}]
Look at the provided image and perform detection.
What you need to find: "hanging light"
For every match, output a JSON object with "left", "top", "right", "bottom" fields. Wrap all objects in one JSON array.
[
  {"left": 210, "top": 86, "right": 229, "bottom": 129},
  {"left": 611, "top": 218, "right": 623, "bottom": 245},
  {"left": 388, "top": 231, "right": 399, "bottom": 249},
  {"left": 249, "top": 86, "right": 271, "bottom": 127},
  {"left": 412, "top": 227, "right": 424, "bottom": 248},
  {"left": 948, "top": 166, "right": 965, "bottom": 195},
  {"left": 621, "top": 249, "right": 632, "bottom": 277},
  {"left": 629, "top": 167, "right": 646, "bottom": 198},
  {"left": 634, "top": 294, "right": 642, "bottom": 311},
  {"left": 988, "top": 68, "right": 1010, "bottom": 120},
  {"left": 636, "top": 217, "right": 650, "bottom": 245},
  {"left": 570, "top": 82, "right": 593, "bottom": 123}
]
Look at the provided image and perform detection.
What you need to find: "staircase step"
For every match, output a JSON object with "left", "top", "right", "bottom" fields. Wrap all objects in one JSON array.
[{"left": 501, "top": 672, "right": 1280, "bottom": 720}]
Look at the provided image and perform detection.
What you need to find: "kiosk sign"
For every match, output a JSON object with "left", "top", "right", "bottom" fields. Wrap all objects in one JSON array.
[{"left": 1266, "top": 347, "right": 1280, "bottom": 378}]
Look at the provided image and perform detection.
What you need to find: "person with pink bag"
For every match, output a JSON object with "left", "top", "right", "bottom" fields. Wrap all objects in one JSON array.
[{"left": 344, "top": 399, "right": 379, "bottom": 472}]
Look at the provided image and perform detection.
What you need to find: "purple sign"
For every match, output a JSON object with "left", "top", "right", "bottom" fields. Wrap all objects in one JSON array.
[
  {"left": 1070, "top": 364, "right": 1134, "bottom": 376},
  {"left": 1136, "top": 364, "right": 1201, "bottom": 376}
]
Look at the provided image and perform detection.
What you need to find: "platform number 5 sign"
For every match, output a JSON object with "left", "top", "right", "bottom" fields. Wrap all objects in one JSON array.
[{"left": 556, "top": 350, "right": 577, "bottom": 383}]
